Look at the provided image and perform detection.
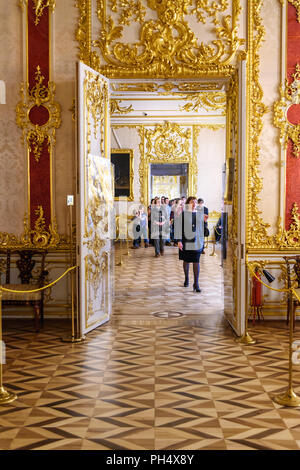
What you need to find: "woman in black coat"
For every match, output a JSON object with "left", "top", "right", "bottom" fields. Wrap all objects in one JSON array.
[{"left": 177, "top": 196, "right": 204, "bottom": 293}]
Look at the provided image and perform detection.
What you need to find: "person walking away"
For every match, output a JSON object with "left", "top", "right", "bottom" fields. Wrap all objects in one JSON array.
[
  {"left": 163, "top": 197, "right": 172, "bottom": 246},
  {"left": 177, "top": 196, "right": 204, "bottom": 292},
  {"left": 139, "top": 205, "right": 149, "bottom": 247},
  {"left": 132, "top": 209, "right": 141, "bottom": 249},
  {"left": 151, "top": 198, "right": 167, "bottom": 257}
]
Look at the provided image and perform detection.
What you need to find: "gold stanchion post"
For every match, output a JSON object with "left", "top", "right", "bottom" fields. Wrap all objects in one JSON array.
[
  {"left": 273, "top": 258, "right": 300, "bottom": 407},
  {"left": 116, "top": 215, "right": 125, "bottom": 266},
  {"left": 235, "top": 260, "right": 256, "bottom": 345},
  {"left": 62, "top": 196, "right": 85, "bottom": 343},
  {"left": 0, "top": 289, "right": 17, "bottom": 404}
]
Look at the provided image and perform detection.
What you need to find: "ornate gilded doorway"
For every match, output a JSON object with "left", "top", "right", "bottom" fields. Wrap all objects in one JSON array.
[{"left": 74, "top": 0, "right": 247, "bottom": 336}]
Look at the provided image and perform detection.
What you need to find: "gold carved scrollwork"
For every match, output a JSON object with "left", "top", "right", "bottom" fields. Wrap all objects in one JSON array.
[
  {"left": 247, "top": 0, "right": 271, "bottom": 249},
  {"left": 76, "top": 0, "right": 92, "bottom": 66},
  {"left": 274, "top": 203, "right": 300, "bottom": 248},
  {"left": 85, "top": 251, "right": 108, "bottom": 301},
  {"left": 16, "top": 66, "right": 61, "bottom": 162},
  {"left": 19, "top": 1, "right": 56, "bottom": 24},
  {"left": 32, "top": 0, "right": 56, "bottom": 25},
  {"left": 84, "top": 69, "right": 108, "bottom": 155},
  {"left": 81, "top": 0, "right": 245, "bottom": 77},
  {"left": 110, "top": 99, "right": 133, "bottom": 114},
  {"left": 139, "top": 122, "right": 197, "bottom": 205},
  {"left": 110, "top": 0, "right": 146, "bottom": 25},
  {"left": 274, "top": 64, "right": 300, "bottom": 158},
  {"left": 0, "top": 206, "right": 61, "bottom": 250},
  {"left": 145, "top": 122, "right": 191, "bottom": 161},
  {"left": 180, "top": 92, "right": 226, "bottom": 113}
]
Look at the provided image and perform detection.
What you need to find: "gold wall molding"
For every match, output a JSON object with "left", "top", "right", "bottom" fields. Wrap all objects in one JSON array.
[
  {"left": 288, "top": 0, "right": 300, "bottom": 22},
  {"left": 111, "top": 81, "right": 224, "bottom": 92},
  {"left": 110, "top": 99, "right": 133, "bottom": 114},
  {"left": 16, "top": 65, "right": 61, "bottom": 162},
  {"left": 274, "top": 64, "right": 300, "bottom": 158},
  {"left": 76, "top": 0, "right": 244, "bottom": 78},
  {"left": 247, "top": 1, "right": 300, "bottom": 250},
  {"left": 247, "top": 0, "right": 272, "bottom": 249},
  {"left": 180, "top": 92, "right": 226, "bottom": 113}
]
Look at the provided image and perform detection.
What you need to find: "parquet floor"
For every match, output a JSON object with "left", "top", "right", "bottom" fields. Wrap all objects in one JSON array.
[{"left": 1, "top": 245, "right": 300, "bottom": 450}]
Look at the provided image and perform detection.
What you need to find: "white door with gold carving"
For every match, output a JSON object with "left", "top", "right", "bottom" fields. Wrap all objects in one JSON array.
[
  {"left": 223, "top": 59, "right": 247, "bottom": 336},
  {"left": 76, "top": 61, "right": 113, "bottom": 335}
]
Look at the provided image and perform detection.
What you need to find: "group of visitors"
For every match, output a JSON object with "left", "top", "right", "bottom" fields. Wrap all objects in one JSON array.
[
  {"left": 132, "top": 196, "right": 209, "bottom": 252},
  {"left": 130, "top": 196, "right": 222, "bottom": 293}
]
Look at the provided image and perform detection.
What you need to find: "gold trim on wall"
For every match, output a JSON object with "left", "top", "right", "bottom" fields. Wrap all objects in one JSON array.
[
  {"left": 111, "top": 148, "right": 134, "bottom": 201},
  {"left": 247, "top": 1, "right": 300, "bottom": 251}
]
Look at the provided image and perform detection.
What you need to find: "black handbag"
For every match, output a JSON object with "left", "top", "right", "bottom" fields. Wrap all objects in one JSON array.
[{"left": 204, "top": 226, "right": 210, "bottom": 237}]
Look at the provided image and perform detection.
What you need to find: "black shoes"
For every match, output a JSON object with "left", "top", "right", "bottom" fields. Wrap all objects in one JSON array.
[
  {"left": 184, "top": 279, "right": 189, "bottom": 287},
  {"left": 193, "top": 284, "right": 201, "bottom": 293}
]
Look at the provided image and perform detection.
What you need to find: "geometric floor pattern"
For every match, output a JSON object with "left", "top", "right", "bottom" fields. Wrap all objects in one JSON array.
[
  {"left": 1, "top": 246, "right": 300, "bottom": 450},
  {"left": 112, "top": 243, "right": 224, "bottom": 323}
]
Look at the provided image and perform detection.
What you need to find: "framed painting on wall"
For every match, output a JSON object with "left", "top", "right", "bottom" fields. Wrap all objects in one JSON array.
[{"left": 111, "top": 149, "right": 134, "bottom": 201}]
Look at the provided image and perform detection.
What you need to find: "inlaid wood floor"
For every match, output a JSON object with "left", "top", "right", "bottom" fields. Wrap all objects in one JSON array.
[
  {"left": 112, "top": 243, "right": 223, "bottom": 323},
  {"left": 1, "top": 245, "right": 300, "bottom": 450}
]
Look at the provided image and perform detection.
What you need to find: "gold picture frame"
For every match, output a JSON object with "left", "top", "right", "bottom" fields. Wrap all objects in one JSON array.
[{"left": 111, "top": 149, "right": 134, "bottom": 201}]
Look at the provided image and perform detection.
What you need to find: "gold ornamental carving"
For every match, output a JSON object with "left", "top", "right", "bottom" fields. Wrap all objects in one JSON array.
[
  {"left": 33, "top": 0, "right": 56, "bottom": 24},
  {"left": 145, "top": 122, "right": 191, "bottom": 161},
  {"left": 76, "top": 0, "right": 244, "bottom": 78},
  {"left": 85, "top": 251, "right": 108, "bottom": 300},
  {"left": 180, "top": 92, "right": 226, "bottom": 113},
  {"left": 110, "top": 99, "right": 133, "bottom": 114},
  {"left": 139, "top": 122, "right": 198, "bottom": 205},
  {"left": 247, "top": 0, "right": 271, "bottom": 249},
  {"left": 0, "top": 206, "right": 63, "bottom": 250},
  {"left": 288, "top": 0, "right": 300, "bottom": 22},
  {"left": 19, "top": 1, "right": 56, "bottom": 25},
  {"left": 110, "top": 0, "right": 146, "bottom": 25},
  {"left": 274, "top": 203, "right": 300, "bottom": 248},
  {"left": 274, "top": 64, "right": 300, "bottom": 158},
  {"left": 16, "top": 66, "right": 61, "bottom": 162},
  {"left": 84, "top": 69, "right": 109, "bottom": 154},
  {"left": 111, "top": 81, "right": 224, "bottom": 93}
]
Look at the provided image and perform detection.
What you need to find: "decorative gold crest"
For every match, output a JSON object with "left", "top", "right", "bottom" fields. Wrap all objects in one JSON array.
[
  {"left": 16, "top": 66, "right": 61, "bottom": 162},
  {"left": 274, "top": 64, "right": 300, "bottom": 158},
  {"left": 76, "top": 0, "right": 244, "bottom": 77}
]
